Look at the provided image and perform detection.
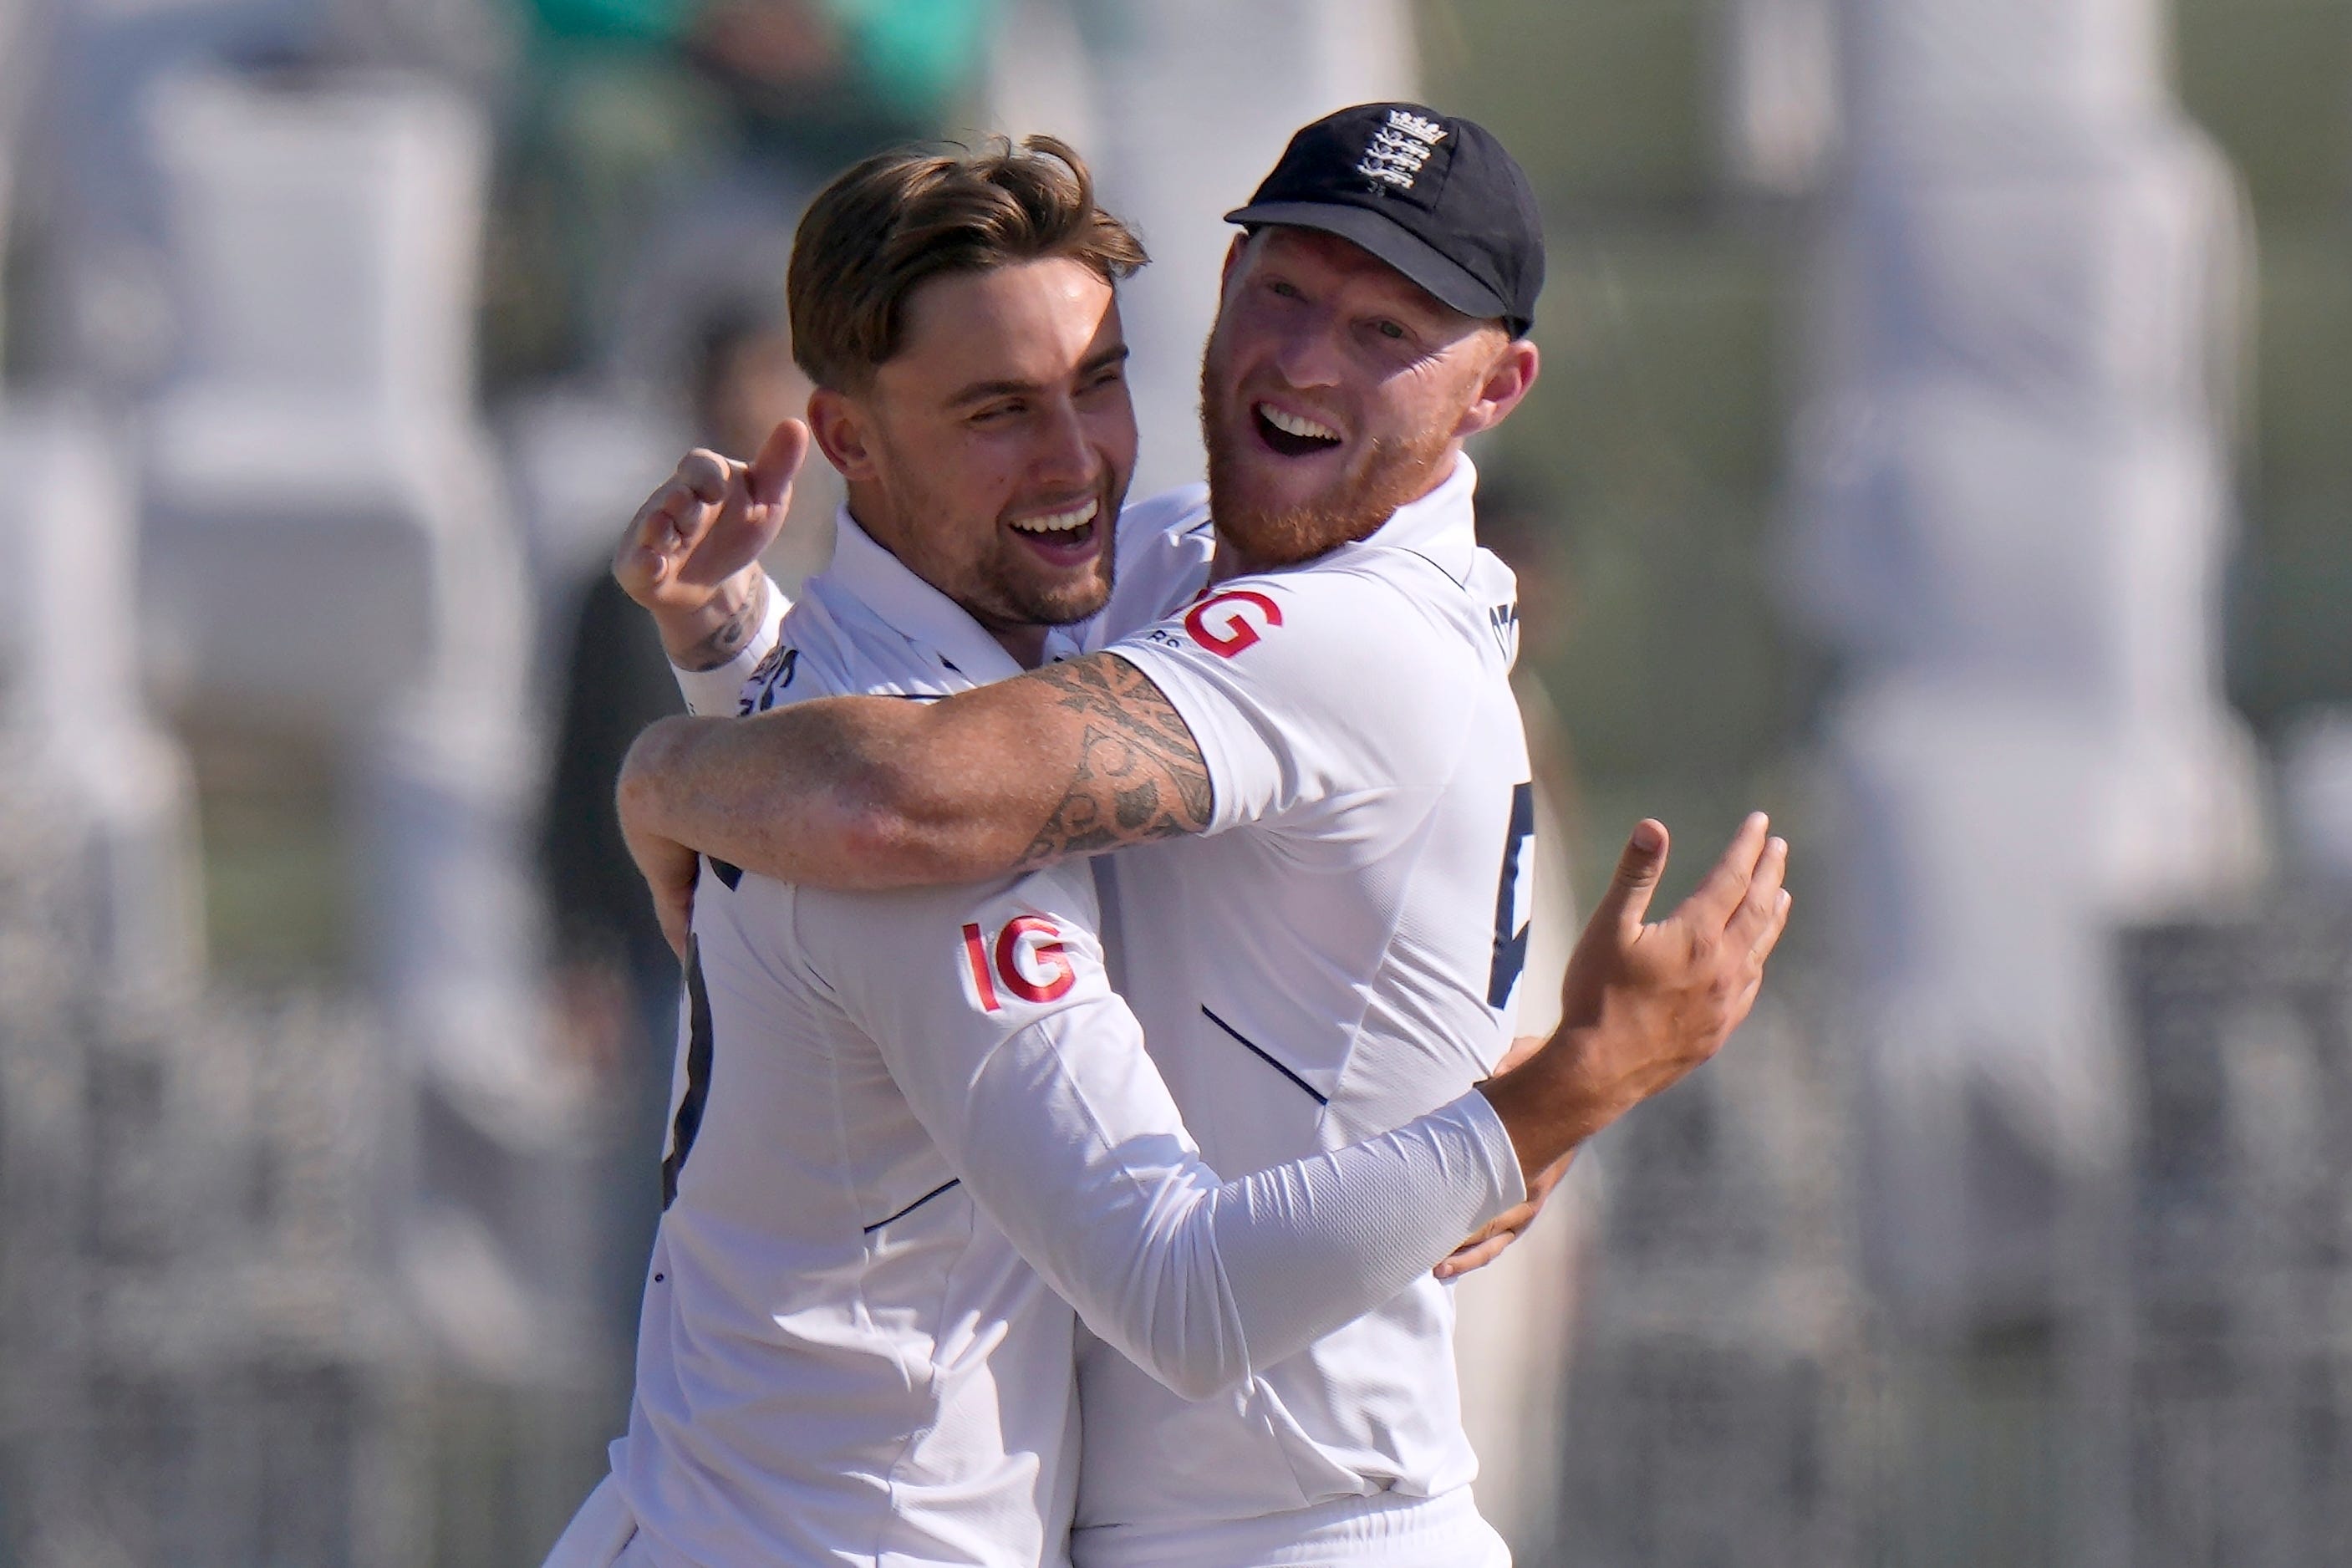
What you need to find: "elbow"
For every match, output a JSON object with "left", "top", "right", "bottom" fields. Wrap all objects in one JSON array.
[{"left": 616, "top": 715, "right": 697, "bottom": 829}]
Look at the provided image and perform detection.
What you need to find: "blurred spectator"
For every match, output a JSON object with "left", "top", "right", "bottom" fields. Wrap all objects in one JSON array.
[
  {"left": 537, "top": 293, "right": 821, "bottom": 1353},
  {"left": 494, "top": 0, "right": 995, "bottom": 384}
]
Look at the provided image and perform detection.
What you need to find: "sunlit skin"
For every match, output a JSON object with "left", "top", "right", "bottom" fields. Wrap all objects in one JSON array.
[
  {"left": 808, "top": 257, "right": 1138, "bottom": 669},
  {"left": 1200, "top": 226, "right": 1540, "bottom": 578}
]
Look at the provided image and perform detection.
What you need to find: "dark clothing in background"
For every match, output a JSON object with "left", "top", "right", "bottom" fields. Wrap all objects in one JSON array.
[
  {"left": 541, "top": 573, "right": 685, "bottom": 982},
  {"left": 540, "top": 572, "right": 689, "bottom": 1371}
]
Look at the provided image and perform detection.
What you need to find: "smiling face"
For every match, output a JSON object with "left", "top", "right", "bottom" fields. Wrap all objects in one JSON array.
[
  {"left": 811, "top": 256, "right": 1136, "bottom": 658},
  {"left": 1199, "top": 226, "right": 1538, "bottom": 573}
]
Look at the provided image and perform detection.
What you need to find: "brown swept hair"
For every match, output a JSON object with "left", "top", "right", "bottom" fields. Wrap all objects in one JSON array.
[{"left": 787, "top": 135, "right": 1148, "bottom": 392}]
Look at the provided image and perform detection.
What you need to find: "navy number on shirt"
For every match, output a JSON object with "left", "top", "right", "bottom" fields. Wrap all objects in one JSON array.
[
  {"left": 1486, "top": 781, "right": 1537, "bottom": 1009},
  {"left": 660, "top": 936, "right": 716, "bottom": 1209}
]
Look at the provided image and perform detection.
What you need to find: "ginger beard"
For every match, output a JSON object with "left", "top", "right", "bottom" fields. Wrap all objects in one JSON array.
[{"left": 1197, "top": 327, "right": 1463, "bottom": 572}]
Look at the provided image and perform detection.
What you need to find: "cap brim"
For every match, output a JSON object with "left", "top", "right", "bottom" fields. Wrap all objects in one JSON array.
[{"left": 1222, "top": 199, "right": 1519, "bottom": 331}]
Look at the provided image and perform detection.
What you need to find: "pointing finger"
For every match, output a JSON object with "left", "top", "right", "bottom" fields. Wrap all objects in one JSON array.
[
  {"left": 747, "top": 419, "right": 812, "bottom": 508},
  {"left": 1680, "top": 812, "right": 1770, "bottom": 931},
  {"left": 1591, "top": 818, "right": 1670, "bottom": 939}
]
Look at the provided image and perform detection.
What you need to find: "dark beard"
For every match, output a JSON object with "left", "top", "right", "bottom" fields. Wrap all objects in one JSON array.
[
  {"left": 1199, "top": 353, "right": 1454, "bottom": 571},
  {"left": 967, "top": 529, "right": 1116, "bottom": 629}
]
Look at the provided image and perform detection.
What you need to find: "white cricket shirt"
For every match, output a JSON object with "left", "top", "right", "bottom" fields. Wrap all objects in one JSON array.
[
  {"left": 1074, "top": 456, "right": 1539, "bottom": 1561},
  {"left": 613, "top": 510, "right": 1525, "bottom": 1568}
]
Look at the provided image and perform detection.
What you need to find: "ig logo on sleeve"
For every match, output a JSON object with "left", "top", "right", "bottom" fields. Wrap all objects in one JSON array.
[
  {"left": 1184, "top": 590, "right": 1282, "bottom": 659},
  {"left": 960, "top": 915, "right": 1078, "bottom": 1012}
]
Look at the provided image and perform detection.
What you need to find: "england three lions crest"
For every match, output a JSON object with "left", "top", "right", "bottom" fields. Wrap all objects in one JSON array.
[{"left": 1358, "top": 109, "right": 1447, "bottom": 192}]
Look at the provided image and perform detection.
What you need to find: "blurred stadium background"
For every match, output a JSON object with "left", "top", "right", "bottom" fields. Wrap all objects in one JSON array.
[{"left": 1, "top": 0, "right": 2349, "bottom": 1562}]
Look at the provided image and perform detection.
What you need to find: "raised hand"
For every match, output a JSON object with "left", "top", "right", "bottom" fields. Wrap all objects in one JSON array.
[
  {"left": 613, "top": 418, "right": 810, "bottom": 670},
  {"left": 1475, "top": 814, "right": 1791, "bottom": 1194},
  {"left": 1554, "top": 813, "right": 1788, "bottom": 1123}
]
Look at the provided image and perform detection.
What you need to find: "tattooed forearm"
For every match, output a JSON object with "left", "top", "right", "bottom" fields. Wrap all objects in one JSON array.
[
  {"left": 1016, "top": 655, "right": 1213, "bottom": 868},
  {"left": 674, "top": 573, "right": 771, "bottom": 673}
]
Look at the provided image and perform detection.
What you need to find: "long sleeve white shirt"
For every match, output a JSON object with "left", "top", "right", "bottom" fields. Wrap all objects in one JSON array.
[{"left": 616, "top": 510, "right": 1525, "bottom": 1568}]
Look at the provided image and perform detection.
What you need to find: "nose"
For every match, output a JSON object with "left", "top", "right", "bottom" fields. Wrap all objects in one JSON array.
[
  {"left": 1270, "top": 306, "right": 1344, "bottom": 391},
  {"left": 1032, "top": 395, "right": 1097, "bottom": 491}
]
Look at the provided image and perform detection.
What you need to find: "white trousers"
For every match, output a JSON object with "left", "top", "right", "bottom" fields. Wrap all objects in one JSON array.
[
  {"left": 546, "top": 1466, "right": 1506, "bottom": 1568},
  {"left": 1072, "top": 1484, "right": 1510, "bottom": 1568}
]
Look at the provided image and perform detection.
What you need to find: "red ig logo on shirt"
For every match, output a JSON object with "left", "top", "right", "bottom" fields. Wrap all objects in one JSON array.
[
  {"left": 1184, "top": 589, "right": 1283, "bottom": 659},
  {"left": 960, "top": 915, "right": 1077, "bottom": 1012}
]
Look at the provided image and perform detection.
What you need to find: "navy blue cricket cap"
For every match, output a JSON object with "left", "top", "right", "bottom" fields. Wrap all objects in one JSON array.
[{"left": 1224, "top": 102, "right": 1545, "bottom": 339}]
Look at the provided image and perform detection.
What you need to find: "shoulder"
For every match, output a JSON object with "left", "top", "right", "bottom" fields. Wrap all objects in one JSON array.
[
  {"left": 740, "top": 608, "right": 854, "bottom": 712},
  {"left": 742, "top": 587, "right": 953, "bottom": 712},
  {"left": 1099, "top": 485, "right": 1215, "bottom": 637},
  {"left": 1117, "top": 483, "right": 1214, "bottom": 548},
  {"left": 1132, "top": 557, "right": 1478, "bottom": 679},
  {"left": 1110, "top": 561, "right": 1487, "bottom": 782},
  {"left": 1463, "top": 547, "right": 1524, "bottom": 669}
]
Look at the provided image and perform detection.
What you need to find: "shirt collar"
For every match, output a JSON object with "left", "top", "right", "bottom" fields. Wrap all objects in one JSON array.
[
  {"left": 1352, "top": 451, "right": 1479, "bottom": 584},
  {"left": 821, "top": 506, "right": 1030, "bottom": 685}
]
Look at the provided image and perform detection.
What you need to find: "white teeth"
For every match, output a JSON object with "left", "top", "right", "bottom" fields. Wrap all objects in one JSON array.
[
  {"left": 1009, "top": 498, "right": 1099, "bottom": 535},
  {"left": 1258, "top": 404, "right": 1341, "bottom": 443}
]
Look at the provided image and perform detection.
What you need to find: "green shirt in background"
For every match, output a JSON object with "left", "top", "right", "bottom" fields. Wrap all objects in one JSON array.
[{"left": 524, "top": 0, "right": 992, "bottom": 118}]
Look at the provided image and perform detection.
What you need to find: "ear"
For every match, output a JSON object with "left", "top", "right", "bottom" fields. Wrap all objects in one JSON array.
[
  {"left": 1453, "top": 336, "right": 1540, "bottom": 441},
  {"left": 808, "top": 385, "right": 879, "bottom": 483}
]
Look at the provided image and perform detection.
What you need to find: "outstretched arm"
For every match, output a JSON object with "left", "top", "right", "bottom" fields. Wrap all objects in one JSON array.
[
  {"left": 618, "top": 650, "right": 1212, "bottom": 949},
  {"left": 1479, "top": 812, "right": 1792, "bottom": 1180},
  {"left": 1438, "top": 812, "right": 1793, "bottom": 1278},
  {"left": 821, "top": 812, "right": 1791, "bottom": 1395},
  {"left": 817, "top": 874, "right": 1523, "bottom": 1404}
]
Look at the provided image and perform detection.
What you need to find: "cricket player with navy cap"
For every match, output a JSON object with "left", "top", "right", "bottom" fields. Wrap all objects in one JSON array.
[
  {"left": 542, "top": 132, "right": 1591, "bottom": 1568},
  {"left": 616, "top": 104, "right": 1790, "bottom": 1566}
]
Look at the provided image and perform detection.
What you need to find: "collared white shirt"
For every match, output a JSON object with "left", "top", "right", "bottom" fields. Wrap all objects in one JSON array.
[
  {"left": 617, "top": 508, "right": 1523, "bottom": 1568},
  {"left": 1074, "top": 457, "right": 1538, "bottom": 1559}
]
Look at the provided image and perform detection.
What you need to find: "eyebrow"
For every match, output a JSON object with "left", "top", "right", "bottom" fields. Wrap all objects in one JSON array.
[
  {"left": 1265, "top": 266, "right": 1450, "bottom": 334},
  {"left": 945, "top": 344, "right": 1131, "bottom": 410}
]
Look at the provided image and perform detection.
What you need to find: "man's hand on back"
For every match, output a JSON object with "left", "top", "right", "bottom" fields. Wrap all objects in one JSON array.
[
  {"left": 615, "top": 418, "right": 809, "bottom": 670},
  {"left": 1477, "top": 813, "right": 1791, "bottom": 1193}
]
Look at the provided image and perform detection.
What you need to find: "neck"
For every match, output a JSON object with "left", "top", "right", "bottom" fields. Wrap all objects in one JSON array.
[
  {"left": 1205, "top": 450, "right": 1465, "bottom": 585},
  {"left": 844, "top": 481, "right": 902, "bottom": 551},
  {"left": 991, "top": 624, "right": 1051, "bottom": 669},
  {"left": 1206, "top": 545, "right": 1260, "bottom": 586}
]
